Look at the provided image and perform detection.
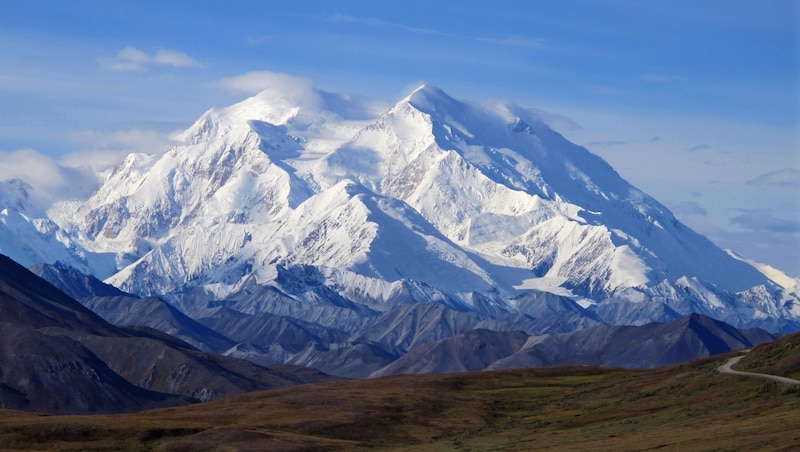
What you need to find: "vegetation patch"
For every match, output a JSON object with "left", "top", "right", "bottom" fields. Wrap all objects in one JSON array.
[
  {"left": 738, "top": 332, "right": 800, "bottom": 380},
  {"left": 0, "top": 349, "right": 799, "bottom": 450}
]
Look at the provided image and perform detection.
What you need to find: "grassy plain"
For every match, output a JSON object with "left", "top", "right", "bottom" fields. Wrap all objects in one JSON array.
[
  {"left": 1, "top": 337, "right": 799, "bottom": 451},
  {"left": 738, "top": 332, "right": 800, "bottom": 381}
]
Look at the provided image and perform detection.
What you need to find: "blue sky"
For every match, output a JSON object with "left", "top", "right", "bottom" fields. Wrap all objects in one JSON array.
[{"left": 1, "top": 0, "right": 798, "bottom": 276}]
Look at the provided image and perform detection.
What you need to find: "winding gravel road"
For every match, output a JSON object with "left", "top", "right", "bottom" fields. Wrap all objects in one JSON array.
[{"left": 718, "top": 354, "right": 800, "bottom": 385}]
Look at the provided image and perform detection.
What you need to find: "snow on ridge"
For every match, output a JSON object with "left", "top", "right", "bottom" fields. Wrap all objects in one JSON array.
[
  {"left": 0, "top": 179, "right": 32, "bottom": 213},
  {"left": 352, "top": 86, "right": 768, "bottom": 294},
  {"left": 3, "top": 82, "right": 796, "bottom": 330},
  {"left": 726, "top": 249, "right": 800, "bottom": 290}
]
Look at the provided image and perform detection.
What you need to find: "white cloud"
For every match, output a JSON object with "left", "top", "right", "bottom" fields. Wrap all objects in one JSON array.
[
  {"left": 0, "top": 127, "right": 181, "bottom": 211},
  {"left": 522, "top": 107, "right": 581, "bottom": 132},
  {"left": 105, "top": 46, "right": 201, "bottom": 72},
  {"left": 153, "top": 49, "right": 202, "bottom": 67},
  {"left": 70, "top": 128, "right": 177, "bottom": 152},
  {"left": 215, "top": 71, "right": 387, "bottom": 120},
  {"left": 59, "top": 149, "right": 133, "bottom": 173},
  {"left": 106, "top": 60, "right": 145, "bottom": 72},
  {"left": 118, "top": 46, "right": 150, "bottom": 64},
  {"left": 215, "top": 71, "right": 316, "bottom": 96},
  {"left": 0, "top": 148, "right": 99, "bottom": 211},
  {"left": 64, "top": 128, "right": 180, "bottom": 172},
  {"left": 215, "top": 71, "right": 324, "bottom": 115}
]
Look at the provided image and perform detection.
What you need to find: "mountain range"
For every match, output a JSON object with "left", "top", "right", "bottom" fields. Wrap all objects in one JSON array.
[
  {"left": 0, "top": 254, "right": 332, "bottom": 414},
  {"left": 1, "top": 323, "right": 797, "bottom": 450},
  {"left": 0, "top": 252, "right": 773, "bottom": 411},
  {"left": 2, "top": 83, "right": 799, "bottom": 381}
]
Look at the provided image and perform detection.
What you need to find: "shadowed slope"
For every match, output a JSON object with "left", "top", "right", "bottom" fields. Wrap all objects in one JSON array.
[
  {"left": 369, "top": 313, "right": 774, "bottom": 376},
  {"left": 30, "top": 262, "right": 236, "bottom": 354},
  {"left": 0, "top": 254, "right": 334, "bottom": 414}
]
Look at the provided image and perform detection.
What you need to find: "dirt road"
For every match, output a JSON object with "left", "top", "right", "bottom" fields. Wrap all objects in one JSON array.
[{"left": 718, "top": 354, "right": 800, "bottom": 385}]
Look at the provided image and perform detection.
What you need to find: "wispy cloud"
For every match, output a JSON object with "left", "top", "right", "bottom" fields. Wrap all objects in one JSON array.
[
  {"left": 688, "top": 144, "right": 711, "bottom": 152},
  {"left": 0, "top": 148, "right": 99, "bottom": 210},
  {"left": 746, "top": 168, "right": 800, "bottom": 188},
  {"left": 642, "top": 73, "right": 689, "bottom": 83},
  {"left": 477, "top": 35, "right": 548, "bottom": 50},
  {"left": 328, "top": 13, "right": 550, "bottom": 52},
  {"left": 510, "top": 106, "right": 581, "bottom": 132},
  {"left": 730, "top": 212, "right": 800, "bottom": 234},
  {"left": 586, "top": 140, "right": 628, "bottom": 147},
  {"left": 64, "top": 128, "right": 179, "bottom": 172},
  {"left": 152, "top": 49, "right": 200, "bottom": 67},
  {"left": 215, "top": 71, "right": 315, "bottom": 95},
  {"left": 215, "top": 71, "right": 387, "bottom": 120},
  {"left": 669, "top": 200, "right": 708, "bottom": 217},
  {"left": 0, "top": 126, "right": 185, "bottom": 210},
  {"left": 104, "top": 46, "right": 202, "bottom": 72},
  {"left": 328, "top": 14, "right": 448, "bottom": 36}
]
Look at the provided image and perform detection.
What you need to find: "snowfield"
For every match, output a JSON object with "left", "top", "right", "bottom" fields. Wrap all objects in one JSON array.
[{"left": 3, "top": 84, "right": 799, "bottom": 332}]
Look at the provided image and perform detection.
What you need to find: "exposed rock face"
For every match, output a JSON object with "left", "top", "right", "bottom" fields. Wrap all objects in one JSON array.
[{"left": 371, "top": 314, "right": 774, "bottom": 377}]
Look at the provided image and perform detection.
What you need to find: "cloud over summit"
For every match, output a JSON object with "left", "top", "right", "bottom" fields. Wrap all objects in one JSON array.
[{"left": 0, "top": 148, "right": 99, "bottom": 212}]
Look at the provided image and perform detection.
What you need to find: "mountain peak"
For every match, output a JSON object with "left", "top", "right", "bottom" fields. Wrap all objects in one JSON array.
[
  {"left": 403, "top": 84, "right": 460, "bottom": 111},
  {"left": 0, "top": 179, "right": 32, "bottom": 213},
  {"left": 408, "top": 83, "right": 444, "bottom": 97},
  {"left": 18, "top": 81, "right": 798, "bottom": 333}
]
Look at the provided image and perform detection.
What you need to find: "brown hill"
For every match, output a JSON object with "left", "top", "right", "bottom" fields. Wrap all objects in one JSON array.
[
  {"left": 0, "top": 343, "right": 798, "bottom": 451},
  {"left": 737, "top": 331, "right": 800, "bottom": 380}
]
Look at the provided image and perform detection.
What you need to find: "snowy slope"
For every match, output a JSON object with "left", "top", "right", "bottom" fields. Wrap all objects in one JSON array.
[
  {"left": 726, "top": 249, "right": 800, "bottom": 291},
  {"left": 315, "top": 86, "right": 767, "bottom": 295},
  {"left": 25, "top": 84, "right": 799, "bottom": 332},
  {"left": 0, "top": 179, "right": 111, "bottom": 275}
]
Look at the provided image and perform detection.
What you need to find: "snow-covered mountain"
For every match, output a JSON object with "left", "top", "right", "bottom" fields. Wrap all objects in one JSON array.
[
  {"left": 0, "top": 179, "right": 109, "bottom": 274},
  {"left": 7, "top": 84, "right": 800, "bottom": 332}
]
